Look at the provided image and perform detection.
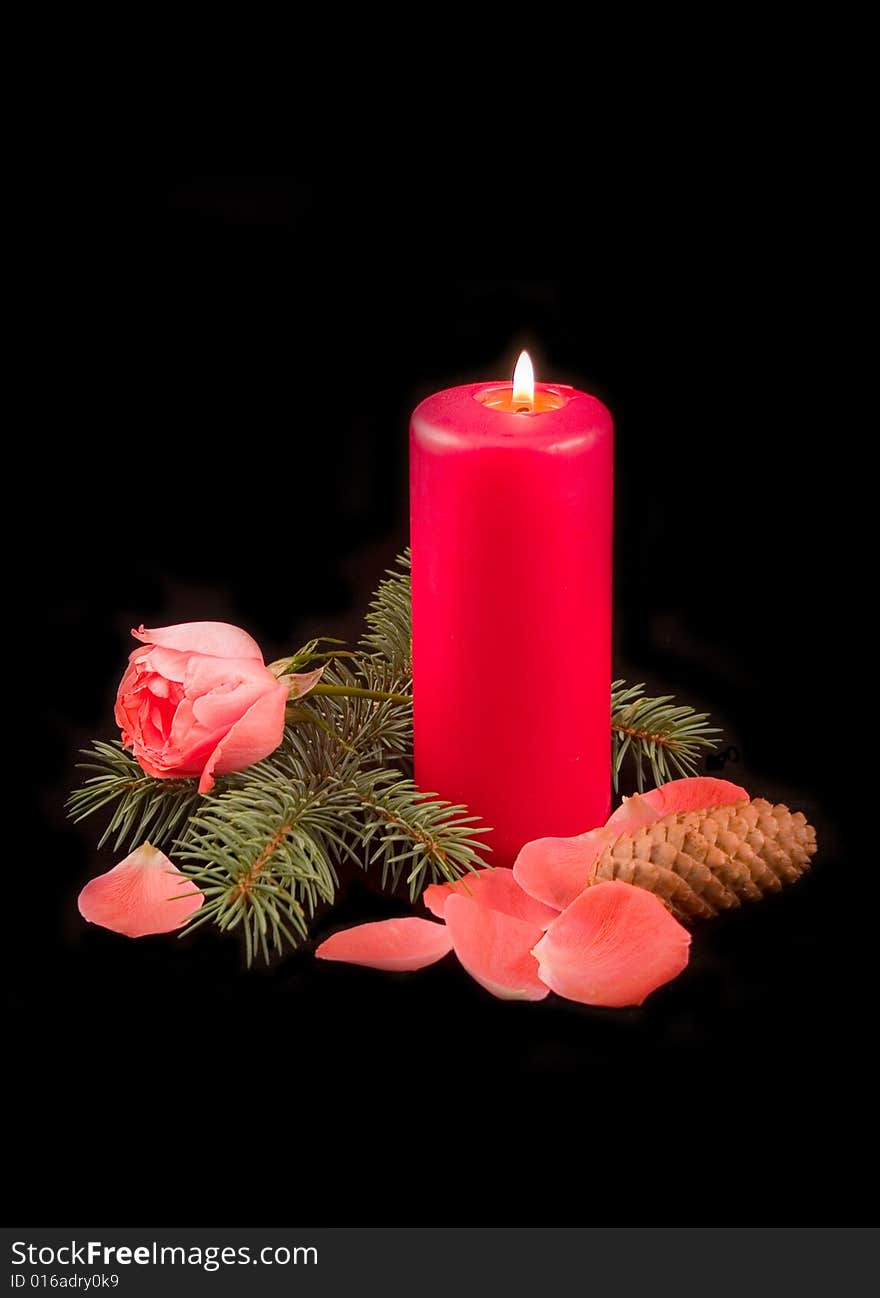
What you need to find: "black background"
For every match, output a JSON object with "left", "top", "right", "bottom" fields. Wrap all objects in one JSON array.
[{"left": 13, "top": 174, "right": 864, "bottom": 1225}]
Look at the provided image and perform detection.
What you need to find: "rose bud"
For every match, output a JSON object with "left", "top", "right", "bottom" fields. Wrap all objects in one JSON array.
[{"left": 115, "top": 621, "right": 292, "bottom": 793}]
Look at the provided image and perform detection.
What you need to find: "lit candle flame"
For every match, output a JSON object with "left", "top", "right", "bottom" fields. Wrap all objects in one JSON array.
[{"left": 512, "top": 350, "right": 535, "bottom": 408}]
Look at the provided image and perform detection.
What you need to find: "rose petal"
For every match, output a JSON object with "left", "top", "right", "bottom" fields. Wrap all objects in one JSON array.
[
  {"left": 532, "top": 880, "right": 690, "bottom": 1008},
  {"left": 185, "top": 655, "right": 282, "bottom": 730},
  {"left": 607, "top": 777, "right": 749, "bottom": 833},
  {"left": 77, "top": 844, "right": 204, "bottom": 938},
  {"left": 513, "top": 827, "right": 611, "bottom": 912},
  {"left": 443, "top": 895, "right": 549, "bottom": 1001},
  {"left": 127, "top": 645, "right": 191, "bottom": 683},
  {"left": 603, "top": 793, "right": 668, "bottom": 834},
  {"left": 514, "top": 778, "right": 752, "bottom": 912},
  {"left": 424, "top": 867, "right": 558, "bottom": 928},
  {"left": 114, "top": 662, "right": 141, "bottom": 737},
  {"left": 316, "top": 918, "right": 453, "bottom": 971},
  {"left": 197, "top": 681, "right": 289, "bottom": 793},
  {"left": 132, "top": 622, "right": 264, "bottom": 661}
]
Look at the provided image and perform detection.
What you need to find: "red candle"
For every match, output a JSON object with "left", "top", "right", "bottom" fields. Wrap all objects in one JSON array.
[{"left": 410, "top": 352, "right": 614, "bottom": 865}]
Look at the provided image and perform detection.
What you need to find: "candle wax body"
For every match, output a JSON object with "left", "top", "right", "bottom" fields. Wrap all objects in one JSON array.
[{"left": 410, "top": 382, "right": 613, "bottom": 866}]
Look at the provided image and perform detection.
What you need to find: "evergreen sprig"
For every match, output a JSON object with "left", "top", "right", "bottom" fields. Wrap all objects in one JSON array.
[
  {"left": 68, "top": 548, "right": 720, "bottom": 964},
  {"left": 67, "top": 741, "right": 201, "bottom": 851},
  {"left": 177, "top": 773, "right": 358, "bottom": 965},
  {"left": 353, "top": 768, "right": 488, "bottom": 896},
  {"left": 360, "top": 549, "right": 412, "bottom": 672},
  {"left": 611, "top": 680, "right": 720, "bottom": 791},
  {"left": 306, "top": 658, "right": 412, "bottom": 763}
]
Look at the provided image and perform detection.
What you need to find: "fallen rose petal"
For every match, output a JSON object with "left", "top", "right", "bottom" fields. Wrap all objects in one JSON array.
[
  {"left": 132, "top": 621, "right": 264, "bottom": 660},
  {"left": 424, "top": 867, "right": 558, "bottom": 928},
  {"left": 316, "top": 918, "right": 454, "bottom": 971},
  {"left": 603, "top": 793, "right": 668, "bottom": 834},
  {"left": 444, "top": 895, "right": 549, "bottom": 1001},
  {"left": 532, "top": 880, "right": 690, "bottom": 1008},
  {"left": 514, "top": 777, "right": 752, "bottom": 912},
  {"left": 78, "top": 843, "right": 204, "bottom": 938},
  {"left": 607, "top": 777, "right": 749, "bottom": 834},
  {"left": 513, "top": 827, "right": 610, "bottom": 912}
]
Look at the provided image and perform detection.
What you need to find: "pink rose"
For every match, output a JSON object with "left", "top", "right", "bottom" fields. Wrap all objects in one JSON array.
[{"left": 115, "top": 621, "right": 289, "bottom": 793}]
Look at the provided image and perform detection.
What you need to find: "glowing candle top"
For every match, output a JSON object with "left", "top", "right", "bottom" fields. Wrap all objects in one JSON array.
[{"left": 472, "top": 350, "right": 571, "bottom": 416}]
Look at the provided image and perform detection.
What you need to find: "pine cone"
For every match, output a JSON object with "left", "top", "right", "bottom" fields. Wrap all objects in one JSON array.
[{"left": 588, "top": 799, "right": 816, "bottom": 922}]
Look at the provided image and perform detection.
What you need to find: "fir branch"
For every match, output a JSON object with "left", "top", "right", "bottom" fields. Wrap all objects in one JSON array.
[
  {"left": 611, "top": 680, "right": 721, "bottom": 792},
  {"left": 352, "top": 769, "right": 489, "bottom": 899},
  {"left": 233, "top": 724, "right": 365, "bottom": 794},
  {"left": 302, "top": 659, "right": 412, "bottom": 765},
  {"left": 66, "top": 741, "right": 201, "bottom": 852},
  {"left": 207, "top": 728, "right": 487, "bottom": 898},
  {"left": 176, "top": 778, "right": 359, "bottom": 965},
  {"left": 360, "top": 548, "right": 412, "bottom": 672},
  {"left": 173, "top": 734, "right": 489, "bottom": 960}
]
